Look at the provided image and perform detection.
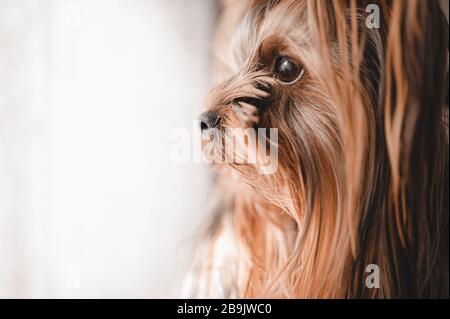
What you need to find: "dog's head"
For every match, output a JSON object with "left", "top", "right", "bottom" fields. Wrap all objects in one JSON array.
[
  {"left": 200, "top": 0, "right": 364, "bottom": 207},
  {"left": 201, "top": 1, "right": 341, "bottom": 185}
]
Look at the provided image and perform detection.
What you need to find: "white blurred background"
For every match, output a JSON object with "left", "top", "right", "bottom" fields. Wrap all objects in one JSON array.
[{"left": 0, "top": 0, "right": 216, "bottom": 298}]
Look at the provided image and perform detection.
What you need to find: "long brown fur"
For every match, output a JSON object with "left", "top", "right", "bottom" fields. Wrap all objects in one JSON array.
[{"left": 187, "top": 0, "right": 449, "bottom": 298}]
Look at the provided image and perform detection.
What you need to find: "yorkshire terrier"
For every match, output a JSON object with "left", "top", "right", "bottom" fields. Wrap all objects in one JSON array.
[{"left": 186, "top": 0, "right": 449, "bottom": 298}]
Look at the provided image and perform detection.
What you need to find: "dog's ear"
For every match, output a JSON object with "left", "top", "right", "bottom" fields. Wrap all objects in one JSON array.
[
  {"left": 212, "top": 0, "right": 273, "bottom": 84},
  {"left": 219, "top": 0, "right": 269, "bottom": 16},
  {"left": 218, "top": 0, "right": 280, "bottom": 21}
]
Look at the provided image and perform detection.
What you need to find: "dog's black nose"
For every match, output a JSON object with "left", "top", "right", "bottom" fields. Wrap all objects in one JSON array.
[{"left": 199, "top": 111, "right": 220, "bottom": 131}]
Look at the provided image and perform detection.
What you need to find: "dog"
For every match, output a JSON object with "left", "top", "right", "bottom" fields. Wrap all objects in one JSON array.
[{"left": 184, "top": 0, "right": 449, "bottom": 298}]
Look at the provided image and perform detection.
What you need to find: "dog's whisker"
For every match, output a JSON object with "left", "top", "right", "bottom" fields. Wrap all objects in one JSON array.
[{"left": 239, "top": 102, "right": 258, "bottom": 114}]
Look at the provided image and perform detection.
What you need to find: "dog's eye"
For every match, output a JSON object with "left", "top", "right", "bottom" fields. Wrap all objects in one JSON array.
[{"left": 274, "top": 57, "right": 304, "bottom": 84}]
